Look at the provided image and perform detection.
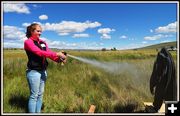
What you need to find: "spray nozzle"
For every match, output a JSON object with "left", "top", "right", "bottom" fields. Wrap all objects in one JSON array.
[
  {"left": 62, "top": 51, "right": 67, "bottom": 56},
  {"left": 59, "top": 51, "right": 67, "bottom": 66}
]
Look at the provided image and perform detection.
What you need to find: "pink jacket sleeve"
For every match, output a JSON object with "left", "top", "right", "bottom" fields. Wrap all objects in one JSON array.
[
  {"left": 24, "top": 39, "right": 60, "bottom": 62},
  {"left": 44, "top": 42, "right": 60, "bottom": 62}
]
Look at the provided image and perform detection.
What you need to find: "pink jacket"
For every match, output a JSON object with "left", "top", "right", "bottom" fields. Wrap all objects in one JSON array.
[{"left": 24, "top": 37, "right": 59, "bottom": 62}]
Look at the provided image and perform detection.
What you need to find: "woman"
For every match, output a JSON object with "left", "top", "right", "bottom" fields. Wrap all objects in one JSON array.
[{"left": 24, "top": 23, "right": 66, "bottom": 113}]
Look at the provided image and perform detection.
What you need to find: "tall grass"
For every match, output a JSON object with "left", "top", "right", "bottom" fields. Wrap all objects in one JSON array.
[{"left": 3, "top": 49, "right": 177, "bottom": 113}]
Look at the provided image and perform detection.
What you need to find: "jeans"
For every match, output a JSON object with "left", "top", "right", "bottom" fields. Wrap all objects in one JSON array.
[{"left": 26, "top": 69, "right": 47, "bottom": 113}]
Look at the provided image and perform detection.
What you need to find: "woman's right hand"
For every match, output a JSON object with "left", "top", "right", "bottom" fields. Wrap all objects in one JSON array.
[{"left": 56, "top": 52, "right": 67, "bottom": 59}]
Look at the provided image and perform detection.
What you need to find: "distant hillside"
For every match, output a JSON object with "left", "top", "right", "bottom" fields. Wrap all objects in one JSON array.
[{"left": 136, "top": 41, "right": 177, "bottom": 50}]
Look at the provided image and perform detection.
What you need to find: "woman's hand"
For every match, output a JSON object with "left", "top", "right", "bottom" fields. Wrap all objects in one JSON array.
[{"left": 57, "top": 52, "right": 67, "bottom": 59}]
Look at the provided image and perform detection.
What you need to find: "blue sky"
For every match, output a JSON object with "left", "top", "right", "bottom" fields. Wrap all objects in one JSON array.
[{"left": 2, "top": 1, "right": 178, "bottom": 50}]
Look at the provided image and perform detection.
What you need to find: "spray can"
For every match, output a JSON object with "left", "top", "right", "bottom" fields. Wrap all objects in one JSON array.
[{"left": 59, "top": 51, "right": 67, "bottom": 66}]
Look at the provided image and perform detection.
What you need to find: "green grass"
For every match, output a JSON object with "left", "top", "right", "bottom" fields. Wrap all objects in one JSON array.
[{"left": 3, "top": 49, "right": 177, "bottom": 113}]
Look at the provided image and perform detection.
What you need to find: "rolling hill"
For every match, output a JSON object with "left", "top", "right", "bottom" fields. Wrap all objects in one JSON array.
[{"left": 136, "top": 41, "right": 177, "bottom": 50}]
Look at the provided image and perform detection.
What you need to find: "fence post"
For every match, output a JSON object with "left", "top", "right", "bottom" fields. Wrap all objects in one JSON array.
[{"left": 88, "top": 105, "right": 96, "bottom": 113}]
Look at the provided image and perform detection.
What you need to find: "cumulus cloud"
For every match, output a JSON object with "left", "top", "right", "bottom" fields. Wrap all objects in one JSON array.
[
  {"left": 22, "top": 22, "right": 42, "bottom": 28},
  {"left": 120, "top": 35, "right": 127, "bottom": 39},
  {"left": 155, "top": 22, "right": 177, "bottom": 33},
  {"left": 3, "top": 3, "right": 30, "bottom": 14},
  {"left": 22, "top": 21, "right": 101, "bottom": 36},
  {"left": 3, "top": 26, "right": 103, "bottom": 49},
  {"left": 58, "top": 33, "right": 69, "bottom": 36},
  {"left": 41, "top": 37, "right": 103, "bottom": 49},
  {"left": 98, "top": 28, "right": 115, "bottom": 34},
  {"left": 3, "top": 25, "right": 27, "bottom": 48},
  {"left": 3, "top": 24, "right": 103, "bottom": 49},
  {"left": 101, "top": 34, "right": 111, "bottom": 39},
  {"left": 150, "top": 29, "right": 153, "bottom": 33},
  {"left": 160, "top": 40, "right": 171, "bottom": 43},
  {"left": 39, "top": 21, "right": 101, "bottom": 35},
  {"left": 3, "top": 41, "right": 24, "bottom": 48},
  {"left": 39, "top": 14, "right": 48, "bottom": 20},
  {"left": 72, "top": 33, "right": 89, "bottom": 38},
  {"left": 144, "top": 34, "right": 172, "bottom": 40},
  {"left": 75, "top": 42, "right": 104, "bottom": 49},
  {"left": 22, "top": 23, "right": 31, "bottom": 27},
  {"left": 32, "top": 4, "right": 41, "bottom": 8},
  {"left": 3, "top": 25, "right": 26, "bottom": 41},
  {"left": 32, "top": 21, "right": 101, "bottom": 35},
  {"left": 98, "top": 28, "right": 115, "bottom": 39},
  {"left": 142, "top": 41, "right": 147, "bottom": 44},
  {"left": 144, "top": 22, "right": 177, "bottom": 41}
]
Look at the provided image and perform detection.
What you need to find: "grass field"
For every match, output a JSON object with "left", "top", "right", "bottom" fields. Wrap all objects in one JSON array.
[{"left": 2, "top": 49, "right": 177, "bottom": 113}]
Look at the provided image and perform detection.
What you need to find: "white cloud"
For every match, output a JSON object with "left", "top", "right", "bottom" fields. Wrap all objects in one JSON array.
[
  {"left": 58, "top": 33, "right": 69, "bottom": 36},
  {"left": 41, "top": 37, "right": 103, "bottom": 49},
  {"left": 2, "top": 25, "right": 103, "bottom": 49},
  {"left": 86, "top": 21, "right": 102, "bottom": 28},
  {"left": 32, "top": 4, "right": 41, "bottom": 8},
  {"left": 142, "top": 41, "right": 147, "bottom": 44},
  {"left": 150, "top": 29, "right": 153, "bottom": 33},
  {"left": 3, "top": 3, "right": 30, "bottom": 14},
  {"left": 3, "top": 25, "right": 26, "bottom": 41},
  {"left": 155, "top": 22, "right": 177, "bottom": 33},
  {"left": 144, "top": 22, "right": 177, "bottom": 42},
  {"left": 98, "top": 28, "right": 115, "bottom": 39},
  {"left": 39, "top": 14, "right": 48, "bottom": 20},
  {"left": 72, "top": 33, "right": 89, "bottom": 38},
  {"left": 22, "top": 23, "right": 31, "bottom": 27},
  {"left": 160, "top": 40, "right": 171, "bottom": 43},
  {"left": 76, "top": 42, "right": 104, "bottom": 49},
  {"left": 117, "top": 42, "right": 153, "bottom": 50},
  {"left": 101, "top": 34, "right": 111, "bottom": 39},
  {"left": 129, "top": 38, "right": 136, "bottom": 41},
  {"left": 40, "top": 21, "right": 101, "bottom": 35},
  {"left": 143, "top": 34, "right": 172, "bottom": 40},
  {"left": 3, "top": 40, "right": 24, "bottom": 48},
  {"left": 120, "top": 35, "right": 127, "bottom": 39},
  {"left": 3, "top": 30, "right": 103, "bottom": 49},
  {"left": 98, "top": 28, "right": 115, "bottom": 34},
  {"left": 22, "top": 22, "right": 43, "bottom": 28},
  {"left": 3, "top": 25, "right": 27, "bottom": 48},
  {"left": 32, "top": 4, "right": 38, "bottom": 8}
]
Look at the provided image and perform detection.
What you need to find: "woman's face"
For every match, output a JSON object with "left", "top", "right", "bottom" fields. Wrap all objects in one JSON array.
[{"left": 31, "top": 25, "right": 42, "bottom": 39}]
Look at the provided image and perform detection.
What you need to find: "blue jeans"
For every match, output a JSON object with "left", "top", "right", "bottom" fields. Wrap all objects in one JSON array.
[{"left": 26, "top": 69, "right": 47, "bottom": 113}]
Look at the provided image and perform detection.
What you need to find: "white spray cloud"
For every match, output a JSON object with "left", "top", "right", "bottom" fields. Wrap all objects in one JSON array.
[{"left": 68, "top": 54, "right": 139, "bottom": 78}]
